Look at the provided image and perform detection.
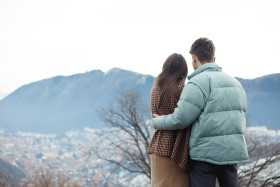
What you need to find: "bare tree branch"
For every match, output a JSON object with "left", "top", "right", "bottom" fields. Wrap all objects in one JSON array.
[
  {"left": 238, "top": 129, "right": 280, "bottom": 186},
  {"left": 94, "top": 89, "right": 152, "bottom": 180}
]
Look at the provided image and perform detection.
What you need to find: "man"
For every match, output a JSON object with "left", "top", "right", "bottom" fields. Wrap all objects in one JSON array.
[{"left": 153, "top": 38, "right": 249, "bottom": 187}]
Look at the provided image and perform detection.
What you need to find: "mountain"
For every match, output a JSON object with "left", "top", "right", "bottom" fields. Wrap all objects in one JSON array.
[
  {"left": 0, "top": 92, "right": 7, "bottom": 100},
  {"left": 0, "top": 69, "right": 279, "bottom": 134},
  {"left": 0, "top": 68, "right": 154, "bottom": 134},
  {"left": 237, "top": 74, "right": 280, "bottom": 130}
]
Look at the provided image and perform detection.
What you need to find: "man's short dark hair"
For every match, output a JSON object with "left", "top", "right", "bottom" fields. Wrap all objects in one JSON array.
[{"left": 189, "top": 37, "right": 215, "bottom": 63}]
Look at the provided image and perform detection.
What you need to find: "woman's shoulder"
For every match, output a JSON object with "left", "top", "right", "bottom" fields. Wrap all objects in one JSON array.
[
  {"left": 151, "top": 84, "right": 160, "bottom": 93},
  {"left": 151, "top": 84, "right": 160, "bottom": 99}
]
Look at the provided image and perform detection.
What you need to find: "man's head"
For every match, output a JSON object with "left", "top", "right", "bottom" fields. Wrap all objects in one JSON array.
[{"left": 189, "top": 37, "right": 216, "bottom": 70}]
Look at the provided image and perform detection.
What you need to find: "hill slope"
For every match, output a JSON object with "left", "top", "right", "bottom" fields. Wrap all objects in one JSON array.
[{"left": 0, "top": 158, "right": 25, "bottom": 185}]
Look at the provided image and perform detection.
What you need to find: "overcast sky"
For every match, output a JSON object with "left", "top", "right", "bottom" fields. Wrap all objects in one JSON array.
[{"left": 0, "top": 0, "right": 280, "bottom": 97}]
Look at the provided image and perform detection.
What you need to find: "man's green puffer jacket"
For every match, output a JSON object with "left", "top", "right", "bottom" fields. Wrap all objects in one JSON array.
[{"left": 154, "top": 63, "right": 249, "bottom": 165}]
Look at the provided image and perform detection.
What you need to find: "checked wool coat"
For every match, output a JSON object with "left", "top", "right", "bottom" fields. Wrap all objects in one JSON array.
[{"left": 147, "top": 79, "right": 192, "bottom": 171}]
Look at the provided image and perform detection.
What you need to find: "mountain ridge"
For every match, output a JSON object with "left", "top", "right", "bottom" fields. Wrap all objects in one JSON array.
[
  {"left": 0, "top": 68, "right": 279, "bottom": 134},
  {"left": 0, "top": 68, "right": 154, "bottom": 134}
]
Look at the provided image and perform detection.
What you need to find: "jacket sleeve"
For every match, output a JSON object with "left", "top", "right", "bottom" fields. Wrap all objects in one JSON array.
[{"left": 154, "top": 82, "right": 206, "bottom": 130}]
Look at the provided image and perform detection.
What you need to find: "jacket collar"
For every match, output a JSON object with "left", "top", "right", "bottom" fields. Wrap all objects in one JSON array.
[{"left": 188, "top": 63, "right": 222, "bottom": 80}]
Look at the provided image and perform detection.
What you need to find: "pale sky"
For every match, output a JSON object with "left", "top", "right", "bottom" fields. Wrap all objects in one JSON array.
[{"left": 0, "top": 0, "right": 280, "bottom": 97}]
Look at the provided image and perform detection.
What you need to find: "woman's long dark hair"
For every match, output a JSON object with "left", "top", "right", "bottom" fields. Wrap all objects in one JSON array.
[{"left": 156, "top": 53, "right": 188, "bottom": 108}]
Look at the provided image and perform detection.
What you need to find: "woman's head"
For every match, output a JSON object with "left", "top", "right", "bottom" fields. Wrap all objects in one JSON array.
[
  {"left": 156, "top": 53, "right": 188, "bottom": 107},
  {"left": 161, "top": 53, "right": 188, "bottom": 79}
]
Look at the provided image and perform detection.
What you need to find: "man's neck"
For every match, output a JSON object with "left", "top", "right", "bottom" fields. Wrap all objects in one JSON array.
[{"left": 196, "top": 61, "right": 213, "bottom": 69}]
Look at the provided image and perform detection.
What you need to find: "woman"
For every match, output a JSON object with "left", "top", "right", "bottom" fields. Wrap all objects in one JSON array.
[{"left": 148, "top": 53, "right": 192, "bottom": 187}]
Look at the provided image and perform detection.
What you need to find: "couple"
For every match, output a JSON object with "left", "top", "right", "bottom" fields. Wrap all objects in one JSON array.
[{"left": 148, "top": 38, "right": 249, "bottom": 187}]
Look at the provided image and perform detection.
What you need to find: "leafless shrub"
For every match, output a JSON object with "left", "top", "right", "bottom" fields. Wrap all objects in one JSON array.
[
  {"left": 238, "top": 130, "right": 280, "bottom": 187},
  {"left": 0, "top": 173, "right": 10, "bottom": 187},
  {"left": 30, "top": 167, "right": 80, "bottom": 187}
]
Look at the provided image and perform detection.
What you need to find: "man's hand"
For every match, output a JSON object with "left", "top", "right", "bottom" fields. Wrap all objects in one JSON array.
[
  {"left": 152, "top": 114, "right": 159, "bottom": 123},
  {"left": 152, "top": 114, "right": 159, "bottom": 129}
]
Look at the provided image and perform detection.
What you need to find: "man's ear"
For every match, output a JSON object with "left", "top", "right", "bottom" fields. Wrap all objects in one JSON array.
[
  {"left": 213, "top": 57, "right": 216, "bottom": 63},
  {"left": 192, "top": 54, "right": 197, "bottom": 63}
]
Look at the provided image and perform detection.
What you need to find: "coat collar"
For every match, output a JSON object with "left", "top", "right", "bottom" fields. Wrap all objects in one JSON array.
[{"left": 188, "top": 63, "right": 222, "bottom": 80}]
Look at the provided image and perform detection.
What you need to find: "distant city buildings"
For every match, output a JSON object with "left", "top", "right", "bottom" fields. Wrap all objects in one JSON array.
[{"left": 0, "top": 127, "right": 150, "bottom": 186}]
